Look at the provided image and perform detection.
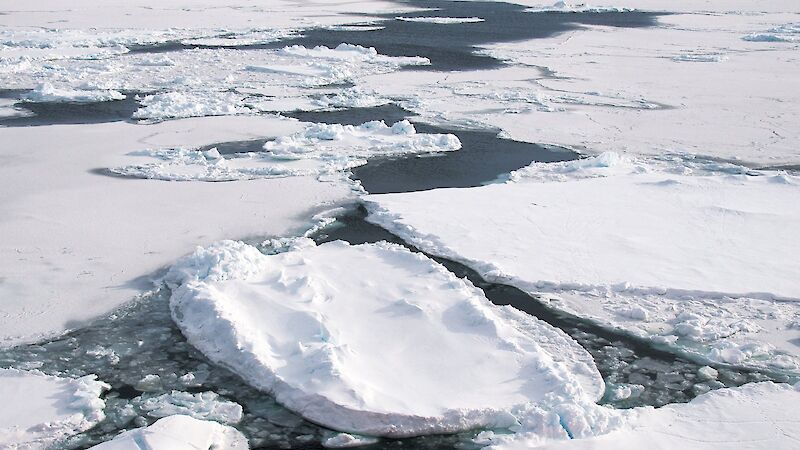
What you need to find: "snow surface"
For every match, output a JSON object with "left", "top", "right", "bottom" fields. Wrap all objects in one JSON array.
[
  {"left": 0, "top": 115, "right": 353, "bottom": 347},
  {"left": 110, "top": 120, "right": 461, "bottom": 181},
  {"left": 88, "top": 415, "right": 248, "bottom": 450},
  {"left": 489, "top": 382, "right": 800, "bottom": 449},
  {"left": 166, "top": 239, "right": 605, "bottom": 437},
  {"left": 0, "top": 368, "right": 109, "bottom": 449},
  {"left": 365, "top": 153, "right": 800, "bottom": 372}
]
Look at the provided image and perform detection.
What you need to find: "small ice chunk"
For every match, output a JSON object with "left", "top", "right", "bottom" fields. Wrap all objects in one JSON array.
[
  {"left": 323, "top": 433, "right": 379, "bottom": 448},
  {"left": 697, "top": 366, "right": 719, "bottom": 380},
  {"left": 88, "top": 415, "right": 248, "bottom": 449}
]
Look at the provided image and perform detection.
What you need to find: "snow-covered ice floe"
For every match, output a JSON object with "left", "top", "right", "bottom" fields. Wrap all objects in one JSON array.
[
  {"left": 89, "top": 415, "right": 248, "bottom": 450},
  {"left": 165, "top": 238, "right": 606, "bottom": 437},
  {"left": 524, "top": 1, "right": 635, "bottom": 13},
  {"left": 365, "top": 153, "right": 800, "bottom": 373},
  {"left": 21, "top": 82, "right": 126, "bottom": 103},
  {"left": 395, "top": 17, "right": 486, "bottom": 24},
  {"left": 742, "top": 23, "right": 800, "bottom": 43},
  {"left": 488, "top": 382, "right": 800, "bottom": 449},
  {"left": 0, "top": 368, "right": 109, "bottom": 448},
  {"left": 109, "top": 120, "right": 461, "bottom": 181}
]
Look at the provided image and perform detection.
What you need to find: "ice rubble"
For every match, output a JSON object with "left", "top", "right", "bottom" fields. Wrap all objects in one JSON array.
[
  {"left": 0, "top": 368, "right": 109, "bottom": 448},
  {"left": 524, "top": 2, "right": 635, "bottom": 13},
  {"left": 490, "top": 382, "right": 800, "bottom": 449},
  {"left": 365, "top": 153, "right": 800, "bottom": 372},
  {"left": 133, "top": 91, "right": 253, "bottom": 121},
  {"left": 165, "top": 239, "right": 605, "bottom": 437},
  {"left": 133, "top": 391, "right": 243, "bottom": 424},
  {"left": 395, "top": 17, "right": 486, "bottom": 24},
  {"left": 742, "top": 23, "right": 800, "bottom": 43},
  {"left": 109, "top": 120, "right": 461, "bottom": 181},
  {"left": 89, "top": 415, "right": 248, "bottom": 450}
]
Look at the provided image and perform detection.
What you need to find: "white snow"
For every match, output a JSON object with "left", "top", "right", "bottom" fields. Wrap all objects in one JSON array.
[
  {"left": 395, "top": 17, "right": 486, "bottom": 24},
  {"left": 88, "top": 415, "right": 248, "bottom": 450},
  {"left": 0, "top": 115, "right": 353, "bottom": 347},
  {"left": 0, "top": 368, "right": 109, "bottom": 449},
  {"left": 490, "top": 382, "right": 800, "bottom": 449},
  {"left": 21, "top": 83, "right": 126, "bottom": 103},
  {"left": 365, "top": 153, "right": 800, "bottom": 372},
  {"left": 110, "top": 120, "right": 460, "bottom": 181},
  {"left": 166, "top": 239, "right": 604, "bottom": 437}
]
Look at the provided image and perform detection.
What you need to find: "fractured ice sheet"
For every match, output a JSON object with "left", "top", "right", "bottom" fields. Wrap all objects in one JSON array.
[
  {"left": 109, "top": 120, "right": 461, "bottom": 181},
  {"left": 395, "top": 17, "right": 486, "bottom": 24},
  {"left": 165, "top": 238, "right": 606, "bottom": 437},
  {"left": 0, "top": 368, "right": 109, "bottom": 448},
  {"left": 365, "top": 153, "right": 800, "bottom": 373},
  {"left": 89, "top": 415, "right": 248, "bottom": 450},
  {"left": 21, "top": 82, "right": 126, "bottom": 103},
  {"left": 488, "top": 382, "right": 800, "bottom": 449}
]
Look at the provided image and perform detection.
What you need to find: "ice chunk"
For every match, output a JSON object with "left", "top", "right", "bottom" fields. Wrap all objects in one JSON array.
[
  {"left": 166, "top": 239, "right": 603, "bottom": 437},
  {"left": 133, "top": 91, "right": 253, "bottom": 121},
  {"left": 89, "top": 415, "right": 248, "bottom": 449},
  {"left": 22, "top": 82, "right": 126, "bottom": 103},
  {"left": 0, "top": 368, "right": 109, "bottom": 448},
  {"left": 323, "top": 433, "right": 379, "bottom": 448},
  {"left": 134, "top": 391, "right": 243, "bottom": 424},
  {"left": 395, "top": 17, "right": 485, "bottom": 24}
]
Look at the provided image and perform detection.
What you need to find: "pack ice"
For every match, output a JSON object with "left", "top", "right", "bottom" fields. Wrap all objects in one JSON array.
[
  {"left": 0, "top": 368, "right": 108, "bottom": 449},
  {"left": 365, "top": 153, "right": 800, "bottom": 372},
  {"left": 165, "top": 239, "right": 604, "bottom": 437}
]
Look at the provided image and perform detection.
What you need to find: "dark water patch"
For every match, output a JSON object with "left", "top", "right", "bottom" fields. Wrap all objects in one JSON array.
[
  {"left": 0, "top": 92, "right": 142, "bottom": 127},
  {"left": 126, "top": 1, "right": 662, "bottom": 72},
  {"left": 284, "top": 103, "right": 413, "bottom": 126},
  {"left": 198, "top": 138, "right": 274, "bottom": 155},
  {"left": 312, "top": 206, "right": 789, "bottom": 408},
  {"left": 286, "top": 103, "right": 579, "bottom": 193}
]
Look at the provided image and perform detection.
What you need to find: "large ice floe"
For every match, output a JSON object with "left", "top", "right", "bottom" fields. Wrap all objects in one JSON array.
[
  {"left": 165, "top": 238, "right": 606, "bottom": 437},
  {"left": 488, "top": 382, "right": 800, "bottom": 449},
  {"left": 365, "top": 153, "right": 800, "bottom": 373},
  {"left": 89, "top": 415, "right": 248, "bottom": 450},
  {"left": 109, "top": 120, "right": 461, "bottom": 181},
  {"left": 0, "top": 368, "right": 109, "bottom": 448}
]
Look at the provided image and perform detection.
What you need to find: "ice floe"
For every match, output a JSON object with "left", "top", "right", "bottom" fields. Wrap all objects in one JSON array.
[
  {"left": 365, "top": 153, "right": 800, "bottom": 372},
  {"left": 21, "top": 82, "right": 126, "bottom": 103},
  {"left": 0, "top": 368, "right": 109, "bottom": 448},
  {"left": 89, "top": 415, "right": 248, "bottom": 450},
  {"left": 742, "top": 23, "right": 800, "bottom": 43},
  {"left": 490, "top": 382, "right": 800, "bottom": 449},
  {"left": 133, "top": 391, "right": 243, "bottom": 424},
  {"left": 109, "top": 120, "right": 461, "bottom": 181},
  {"left": 524, "top": 1, "right": 635, "bottom": 13},
  {"left": 395, "top": 17, "right": 486, "bottom": 24},
  {"left": 165, "top": 239, "right": 604, "bottom": 437},
  {"left": 133, "top": 91, "right": 253, "bottom": 121}
]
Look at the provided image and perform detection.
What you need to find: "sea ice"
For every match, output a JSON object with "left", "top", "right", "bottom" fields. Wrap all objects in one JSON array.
[
  {"left": 88, "top": 415, "right": 248, "bottom": 450},
  {"left": 365, "top": 153, "right": 800, "bottom": 372},
  {"left": 21, "top": 82, "right": 126, "bottom": 103},
  {"left": 110, "top": 120, "right": 461, "bottom": 182},
  {"left": 395, "top": 17, "right": 486, "bottom": 24},
  {"left": 166, "top": 239, "right": 604, "bottom": 437},
  {"left": 490, "top": 382, "right": 800, "bottom": 449},
  {"left": 0, "top": 368, "right": 109, "bottom": 449}
]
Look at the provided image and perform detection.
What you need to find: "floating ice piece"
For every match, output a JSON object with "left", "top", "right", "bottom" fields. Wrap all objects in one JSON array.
[
  {"left": 21, "top": 82, "right": 126, "bottom": 103},
  {"left": 166, "top": 239, "right": 603, "bottom": 437},
  {"left": 133, "top": 91, "right": 253, "bottom": 121},
  {"left": 491, "top": 382, "right": 800, "bottom": 449},
  {"left": 89, "top": 415, "right": 248, "bottom": 450},
  {"left": 134, "top": 391, "right": 243, "bottom": 424},
  {"left": 742, "top": 23, "right": 800, "bottom": 43},
  {"left": 395, "top": 17, "right": 485, "bottom": 24},
  {"left": 365, "top": 154, "right": 800, "bottom": 372},
  {"left": 323, "top": 433, "right": 379, "bottom": 448},
  {"left": 672, "top": 52, "right": 727, "bottom": 63},
  {"left": 0, "top": 368, "right": 109, "bottom": 448},
  {"left": 110, "top": 120, "right": 460, "bottom": 181},
  {"left": 312, "top": 88, "right": 392, "bottom": 109},
  {"left": 525, "top": 1, "right": 634, "bottom": 13}
]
